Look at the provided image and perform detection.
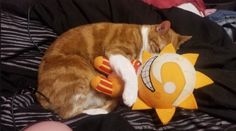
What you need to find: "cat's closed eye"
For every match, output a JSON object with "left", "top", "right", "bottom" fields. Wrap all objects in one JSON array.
[{"left": 149, "top": 40, "right": 160, "bottom": 53}]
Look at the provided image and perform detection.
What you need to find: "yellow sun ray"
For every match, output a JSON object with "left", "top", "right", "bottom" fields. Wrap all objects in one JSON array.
[
  {"left": 195, "top": 71, "right": 214, "bottom": 89},
  {"left": 142, "top": 50, "right": 153, "bottom": 63},
  {"left": 178, "top": 94, "right": 198, "bottom": 109},
  {"left": 155, "top": 108, "right": 176, "bottom": 125},
  {"left": 182, "top": 53, "right": 199, "bottom": 65},
  {"left": 132, "top": 97, "right": 152, "bottom": 110},
  {"left": 160, "top": 43, "right": 176, "bottom": 55}
]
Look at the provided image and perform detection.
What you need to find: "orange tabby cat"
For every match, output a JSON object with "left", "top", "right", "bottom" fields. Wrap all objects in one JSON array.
[{"left": 37, "top": 21, "right": 191, "bottom": 119}]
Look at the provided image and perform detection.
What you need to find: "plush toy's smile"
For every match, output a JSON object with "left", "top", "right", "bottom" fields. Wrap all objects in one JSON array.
[{"left": 141, "top": 56, "right": 157, "bottom": 92}]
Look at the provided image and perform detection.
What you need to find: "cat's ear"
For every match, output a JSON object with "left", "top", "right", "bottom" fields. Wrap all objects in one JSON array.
[{"left": 156, "top": 21, "right": 171, "bottom": 35}]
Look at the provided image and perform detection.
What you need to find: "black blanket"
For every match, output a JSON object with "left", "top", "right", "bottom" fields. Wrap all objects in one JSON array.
[
  {"left": 1, "top": 0, "right": 236, "bottom": 130},
  {"left": 31, "top": 0, "right": 236, "bottom": 122}
]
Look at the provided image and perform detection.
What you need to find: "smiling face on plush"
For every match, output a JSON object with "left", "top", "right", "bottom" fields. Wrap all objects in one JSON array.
[{"left": 133, "top": 44, "right": 213, "bottom": 124}]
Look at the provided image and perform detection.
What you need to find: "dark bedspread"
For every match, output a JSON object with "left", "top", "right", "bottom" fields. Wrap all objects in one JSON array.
[{"left": 1, "top": 0, "right": 236, "bottom": 130}]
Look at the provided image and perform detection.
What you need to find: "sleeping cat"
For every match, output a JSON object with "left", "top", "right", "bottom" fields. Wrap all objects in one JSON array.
[{"left": 37, "top": 21, "right": 191, "bottom": 119}]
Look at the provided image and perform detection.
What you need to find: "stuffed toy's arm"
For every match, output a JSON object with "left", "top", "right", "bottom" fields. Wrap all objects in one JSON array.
[{"left": 91, "top": 56, "right": 141, "bottom": 98}]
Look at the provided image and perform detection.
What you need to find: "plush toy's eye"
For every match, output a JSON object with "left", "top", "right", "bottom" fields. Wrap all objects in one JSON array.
[{"left": 160, "top": 62, "right": 185, "bottom": 95}]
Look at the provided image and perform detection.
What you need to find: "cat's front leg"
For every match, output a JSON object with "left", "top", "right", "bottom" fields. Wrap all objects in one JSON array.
[{"left": 109, "top": 54, "right": 138, "bottom": 107}]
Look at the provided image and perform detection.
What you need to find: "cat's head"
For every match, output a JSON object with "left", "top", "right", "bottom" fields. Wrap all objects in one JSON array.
[{"left": 147, "top": 21, "right": 191, "bottom": 53}]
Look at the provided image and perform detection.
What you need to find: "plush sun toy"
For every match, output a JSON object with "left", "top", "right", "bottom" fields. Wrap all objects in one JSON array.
[{"left": 91, "top": 44, "right": 213, "bottom": 125}]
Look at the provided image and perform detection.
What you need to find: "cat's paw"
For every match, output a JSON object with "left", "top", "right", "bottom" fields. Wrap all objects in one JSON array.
[
  {"left": 82, "top": 109, "right": 109, "bottom": 115},
  {"left": 122, "top": 83, "right": 138, "bottom": 107}
]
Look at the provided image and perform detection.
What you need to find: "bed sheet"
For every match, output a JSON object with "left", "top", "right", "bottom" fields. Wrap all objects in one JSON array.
[{"left": 1, "top": 0, "right": 236, "bottom": 130}]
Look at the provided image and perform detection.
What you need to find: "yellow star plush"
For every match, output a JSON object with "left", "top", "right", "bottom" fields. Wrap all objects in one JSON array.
[{"left": 132, "top": 43, "right": 213, "bottom": 125}]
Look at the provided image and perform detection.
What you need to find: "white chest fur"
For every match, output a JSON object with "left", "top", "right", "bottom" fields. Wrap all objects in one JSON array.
[{"left": 139, "top": 26, "right": 150, "bottom": 63}]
